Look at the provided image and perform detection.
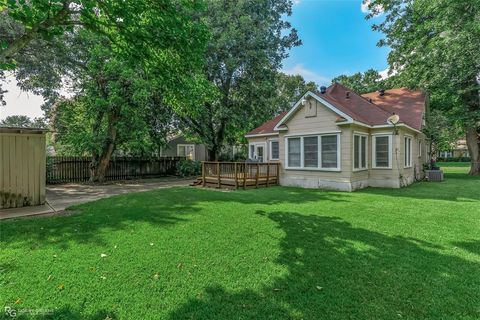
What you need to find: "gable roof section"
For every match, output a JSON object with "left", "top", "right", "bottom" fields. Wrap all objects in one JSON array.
[
  {"left": 361, "top": 88, "right": 426, "bottom": 131},
  {"left": 246, "top": 84, "right": 426, "bottom": 138},
  {"left": 245, "top": 111, "right": 287, "bottom": 137}
]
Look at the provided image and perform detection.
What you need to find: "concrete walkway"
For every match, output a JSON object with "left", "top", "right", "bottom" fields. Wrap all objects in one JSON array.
[{"left": 0, "top": 177, "right": 192, "bottom": 220}]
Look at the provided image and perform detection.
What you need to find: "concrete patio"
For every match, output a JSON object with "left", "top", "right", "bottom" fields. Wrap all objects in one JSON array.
[{"left": 0, "top": 177, "right": 192, "bottom": 220}]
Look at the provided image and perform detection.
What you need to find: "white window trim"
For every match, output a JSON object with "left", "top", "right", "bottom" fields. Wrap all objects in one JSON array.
[
  {"left": 418, "top": 140, "right": 422, "bottom": 158},
  {"left": 268, "top": 139, "right": 279, "bottom": 160},
  {"left": 404, "top": 136, "right": 413, "bottom": 168},
  {"left": 372, "top": 135, "right": 392, "bottom": 169},
  {"left": 284, "top": 133, "right": 341, "bottom": 171},
  {"left": 353, "top": 133, "right": 368, "bottom": 172},
  {"left": 177, "top": 144, "right": 195, "bottom": 160},
  {"left": 248, "top": 142, "right": 267, "bottom": 162}
]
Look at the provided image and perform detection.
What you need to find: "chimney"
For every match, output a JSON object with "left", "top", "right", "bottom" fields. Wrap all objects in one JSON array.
[
  {"left": 379, "top": 89, "right": 385, "bottom": 96},
  {"left": 320, "top": 86, "right": 327, "bottom": 94},
  {"left": 346, "top": 91, "right": 350, "bottom": 99}
]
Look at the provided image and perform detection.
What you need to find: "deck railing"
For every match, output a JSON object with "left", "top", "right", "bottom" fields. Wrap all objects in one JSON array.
[{"left": 201, "top": 161, "right": 280, "bottom": 189}]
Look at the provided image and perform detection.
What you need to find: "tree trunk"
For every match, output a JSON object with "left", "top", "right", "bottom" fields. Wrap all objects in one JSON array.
[
  {"left": 466, "top": 127, "right": 480, "bottom": 175},
  {"left": 89, "top": 112, "right": 118, "bottom": 182},
  {"left": 207, "top": 145, "right": 218, "bottom": 161}
]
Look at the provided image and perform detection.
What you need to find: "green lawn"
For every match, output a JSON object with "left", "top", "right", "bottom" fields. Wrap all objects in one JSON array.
[{"left": 1, "top": 164, "right": 479, "bottom": 319}]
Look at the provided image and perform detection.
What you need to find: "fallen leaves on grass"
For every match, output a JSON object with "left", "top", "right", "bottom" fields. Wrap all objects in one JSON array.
[
  {"left": 100, "top": 253, "right": 108, "bottom": 258},
  {"left": 57, "top": 284, "right": 65, "bottom": 291}
]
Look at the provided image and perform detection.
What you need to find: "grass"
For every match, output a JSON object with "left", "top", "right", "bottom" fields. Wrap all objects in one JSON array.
[{"left": 1, "top": 163, "right": 479, "bottom": 319}]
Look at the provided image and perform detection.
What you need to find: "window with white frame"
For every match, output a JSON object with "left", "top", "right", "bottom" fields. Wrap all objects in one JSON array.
[
  {"left": 373, "top": 135, "right": 392, "bottom": 168},
  {"left": 404, "top": 136, "right": 412, "bottom": 168},
  {"left": 354, "top": 134, "right": 368, "bottom": 170},
  {"left": 177, "top": 144, "right": 195, "bottom": 160},
  {"left": 287, "top": 138, "right": 301, "bottom": 167},
  {"left": 270, "top": 140, "right": 279, "bottom": 160},
  {"left": 418, "top": 140, "right": 422, "bottom": 158},
  {"left": 285, "top": 134, "right": 340, "bottom": 170}
]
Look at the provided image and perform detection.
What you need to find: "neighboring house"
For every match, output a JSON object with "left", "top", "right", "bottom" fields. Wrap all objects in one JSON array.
[
  {"left": 245, "top": 83, "right": 429, "bottom": 191},
  {"left": 160, "top": 135, "right": 209, "bottom": 161},
  {"left": 439, "top": 139, "right": 470, "bottom": 158},
  {"left": 160, "top": 134, "right": 243, "bottom": 161}
]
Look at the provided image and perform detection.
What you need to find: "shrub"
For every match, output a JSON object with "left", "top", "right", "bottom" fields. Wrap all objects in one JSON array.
[
  {"left": 437, "top": 157, "right": 471, "bottom": 162},
  {"left": 176, "top": 159, "right": 201, "bottom": 177}
]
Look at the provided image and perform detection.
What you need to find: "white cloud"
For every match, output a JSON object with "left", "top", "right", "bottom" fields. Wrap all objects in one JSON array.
[
  {"left": 361, "top": 0, "right": 383, "bottom": 16},
  {"left": 378, "top": 67, "right": 397, "bottom": 80},
  {"left": 293, "top": 0, "right": 301, "bottom": 5},
  {"left": 282, "top": 64, "right": 329, "bottom": 85}
]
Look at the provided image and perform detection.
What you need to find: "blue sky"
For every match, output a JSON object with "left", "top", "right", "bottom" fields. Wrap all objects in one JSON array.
[
  {"left": 282, "top": 0, "right": 389, "bottom": 85},
  {"left": 0, "top": 0, "right": 389, "bottom": 120}
]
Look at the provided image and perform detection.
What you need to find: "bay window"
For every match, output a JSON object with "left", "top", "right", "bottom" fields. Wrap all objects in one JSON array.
[
  {"left": 287, "top": 138, "right": 301, "bottom": 167},
  {"left": 270, "top": 140, "right": 279, "bottom": 160},
  {"left": 285, "top": 133, "right": 340, "bottom": 170},
  {"left": 405, "top": 136, "right": 412, "bottom": 168},
  {"left": 373, "top": 135, "right": 392, "bottom": 169},
  {"left": 354, "top": 134, "right": 368, "bottom": 170}
]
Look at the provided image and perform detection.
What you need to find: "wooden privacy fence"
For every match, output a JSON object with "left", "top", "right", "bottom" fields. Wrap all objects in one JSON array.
[
  {"left": 201, "top": 161, "right": 280, "bottom": 189},
  {"left": 46, "top": 156, "right": 184, "bottom": 184}
]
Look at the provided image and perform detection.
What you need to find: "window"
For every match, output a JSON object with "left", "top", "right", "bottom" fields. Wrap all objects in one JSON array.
[
  {"left": 288, "top": 138, "right": 301, "bottom": 167},
  {"left": 354, "top": 134, "right": 368, "bottom": 170},
  {"left": 303, "top": 136, "right": 318, "bottom": 167},
  {"left": 373, "top": 135, "right": 391, "bottom": 168},
  {"left": 418, "top": 140, "right": 422, "bottom": 158},
  {"left": 270, "top": 140, "right": 279, "bottom": 160},
  {"left": 249, "top": 143, "right": 266, "bottom": 162},
  {"left": 177, "top": 144, "right": 195, "bottom": 160},
  {"left": 285, "top": 133, "right": 340, "bottom": 170},
  {"left": 404, "top": 136, "right": 412, "bottom": 168},
  {"left": 321, "top": 135, "right": 338, "bottom": 168}
]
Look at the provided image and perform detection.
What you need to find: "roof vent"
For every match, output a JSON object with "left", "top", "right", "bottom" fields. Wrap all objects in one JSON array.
[
  {"left": 320, "top": 86, "right": 327, "bottom": 94},
  {"left": 346, "top": 91, "right": 350, "bottom": 99},
  {"left": 379, "top": 89, "right": 385, "bottom": 96},
  {"left": 369, "top": 98, "right": 372, "bottom": 103}
]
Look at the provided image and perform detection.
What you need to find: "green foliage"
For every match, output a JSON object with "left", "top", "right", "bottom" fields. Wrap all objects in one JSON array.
[
  {"left": 271, "top": 73, "right": 318, "bottom": 112},
  {"left": 176, "top": 159, "right": 201, "bottom": 177},
  {"left": 176, "top": 0, "right": 300, "bottom": 159},
  {"left": 1, "top": 165, "right": 479, "bottom": 319},
  {"left": 423, "top": 109, "right": 462, "bottom": 160},
  {"left": 332, "top": 69, "right": 385, "bottom": 94},
  {"left": 366, "top": 0, "right": 480, "bottom": 174},
  {"left": 437, "top": 157, "right": 471, "bottom": 163},
  {"left": 0, "top": 115, "right": 46, "bottom": 128}
]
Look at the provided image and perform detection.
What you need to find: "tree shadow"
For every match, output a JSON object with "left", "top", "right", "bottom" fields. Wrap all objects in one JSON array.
[
  {"left": 360, "top": 172, "right": 480, "bottom": 202},
  {"left": 452, "top": 240, "right": 480, "bottom": 256},
  {"left": 0, "top": 187, "right": 349, "bottom": 249},
  {"left": 168, "top": 211, "right": 480, "bottom": 319}
]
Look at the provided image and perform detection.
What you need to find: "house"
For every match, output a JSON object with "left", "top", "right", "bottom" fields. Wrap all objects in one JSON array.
[
  {"left": 245, "top": 83, "right": 429, "bottom": 191},
  {"left": 439, "top": 139, "right": 470, "bottom": 159},
  {"left": 160, "top": 135, "right": 209, "bottom": 161},
  {"left": 160, "top": 134, "right": 243, "bottom": 161}
]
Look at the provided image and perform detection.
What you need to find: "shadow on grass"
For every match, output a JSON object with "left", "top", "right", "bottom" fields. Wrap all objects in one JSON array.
[
  {"left": 0, "top": 187, "right": 348, "bottom": 249},
  {"left": 360, "top": 172, "right": 480, "bottom": 202},
  {"left": 168, "top": 211, "right": 480, "bottom": 319},
  {"left": 452, "top": 240, "right": 480, "bottom": 256}
]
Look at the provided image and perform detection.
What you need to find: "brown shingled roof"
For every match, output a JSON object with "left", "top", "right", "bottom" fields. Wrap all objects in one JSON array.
[
  {"left": 245, "top": 85, "right": 426, "bottom": 137},
  {"left": 361, "top": 88, "right": 426, "bottom": 130},
  {"left": 245, "top": 111, "right": 287, "bottom": 136}
]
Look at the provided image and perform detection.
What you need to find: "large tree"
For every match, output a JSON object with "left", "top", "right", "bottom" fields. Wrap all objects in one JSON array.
[
  {"left": 175, "top": 0, "right": 301, "bottom": 160},
  {"left": 0, "top": 115, "right": 46, "bottom": 128},
  {"left": 332, "top": 69, "right": 387, "bottom": 94},
  {"left": 365, "top": 0, "right": 480, "bottom": 175},
  {"left": 272, "top": 73, "right": 318, "bottom": 112}
]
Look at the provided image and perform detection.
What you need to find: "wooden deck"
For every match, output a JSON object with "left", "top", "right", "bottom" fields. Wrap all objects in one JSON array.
[{"left": 197, "top": 162, "right": 280, "bottom": 189}]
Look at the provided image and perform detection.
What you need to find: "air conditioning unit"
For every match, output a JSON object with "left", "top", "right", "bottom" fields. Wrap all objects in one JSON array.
[{"left": 425, "top": 170, "right": 444, "bottom": 182}]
